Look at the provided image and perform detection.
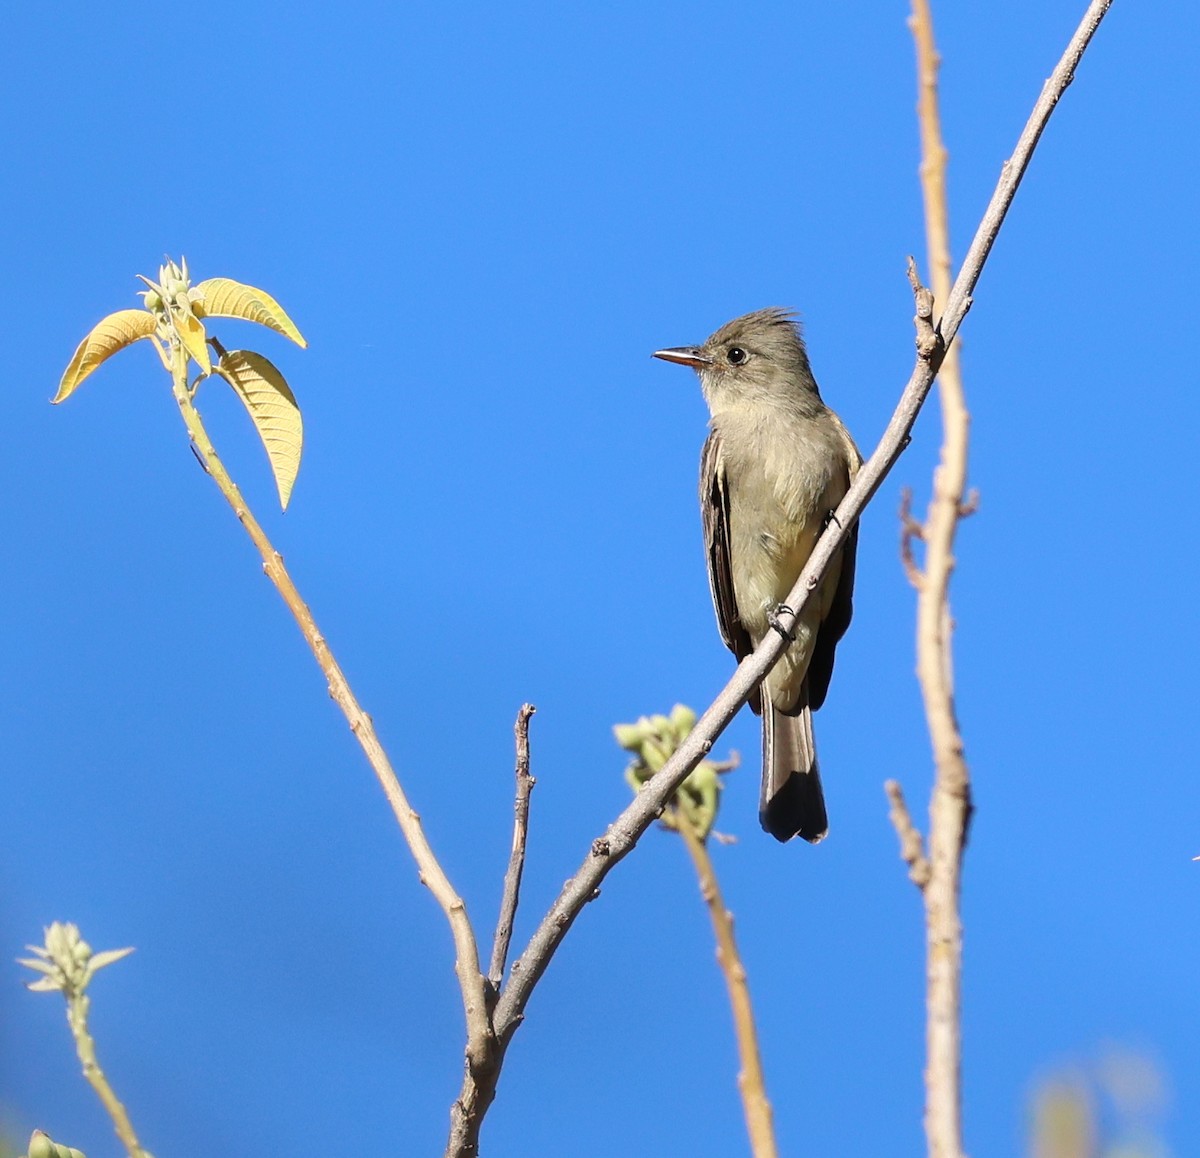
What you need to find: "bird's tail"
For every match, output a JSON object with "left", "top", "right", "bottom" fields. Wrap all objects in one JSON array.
[{"left": 760, "top": 693, "right": 828, "bottom": 843}]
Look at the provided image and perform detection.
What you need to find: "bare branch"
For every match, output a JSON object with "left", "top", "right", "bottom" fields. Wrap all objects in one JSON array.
[
  {"left": 676, "top": 815, "right": 777, "bottom": 1158},
  {"left": 492, "top": 0, "right": 1111, "bottom": 1066},
  {"left": 168, "top": 361, "right": 495, "bottom": 1080},
  {"left": 885, "top": 779, "right": 931, "bottom": 889},
  {"left": 445, "top": 2, "right": 1114, "bottom": 1150},
  {"left": 489, "top": 704, "right": 537, "bottom": 991},
  {"left": 892, "top": 0, "right": 1113, "bottom": 1151},
  {"left": 907, "top": 0, "right": 973, "bottom": 1148}
]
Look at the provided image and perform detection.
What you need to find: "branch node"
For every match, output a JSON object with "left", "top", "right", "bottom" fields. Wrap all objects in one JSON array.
[{"left": 906, "top": 257, "right": 940, "bottom": 359}]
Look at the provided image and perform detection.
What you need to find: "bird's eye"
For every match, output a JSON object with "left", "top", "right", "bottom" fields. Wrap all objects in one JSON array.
[{"left": 727, "top": 347, "right": 747, "bottom": 365}]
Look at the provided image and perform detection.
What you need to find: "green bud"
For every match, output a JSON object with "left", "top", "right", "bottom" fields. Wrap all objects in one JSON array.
[
  {"left": 669, "top": 703, "right": 697, "bottom": 736},
  {"left": 612, "top": 723, "right": 644, "bottom": 751},
  {"left": 642, "top": 738, "right": 671, "bottom": 772},
  {"left": 27, "top": 1132, "right": 55, "bottom": 1158},
  {"left": 624, "top": 764, "right": 651, "bottom": 793}
]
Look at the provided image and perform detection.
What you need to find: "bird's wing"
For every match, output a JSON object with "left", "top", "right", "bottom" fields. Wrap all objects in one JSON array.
[
  {"left": 700, "top": 429, "right": 754, "bottom": 665},
  {"left": 805, "top": 419, "right": 862, "bottom": 711},
  {"left": 806, "top": 519, "right": 856, "bottom": 711}
]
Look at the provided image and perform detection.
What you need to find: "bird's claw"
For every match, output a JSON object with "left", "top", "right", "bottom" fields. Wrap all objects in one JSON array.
[{"left": 767, "top": 604, "right": 797, "bottom": 643}]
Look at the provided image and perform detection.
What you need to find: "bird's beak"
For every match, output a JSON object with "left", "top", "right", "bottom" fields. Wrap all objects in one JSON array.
[{"left": 652, "top": 346, "right": 712, "bottom": 369}]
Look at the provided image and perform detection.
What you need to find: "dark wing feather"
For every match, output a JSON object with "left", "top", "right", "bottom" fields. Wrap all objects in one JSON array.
[
  {"left": 700, "top": 430, "right": 754, "bottom": 665},
  {"left": 806, "top": 519, "right": 857, "bottom": 711}
]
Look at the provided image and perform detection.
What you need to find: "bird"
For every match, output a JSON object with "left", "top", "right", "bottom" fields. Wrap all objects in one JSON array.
[{"left": 654, "top": 308, "right": 861, "bottom": 842}]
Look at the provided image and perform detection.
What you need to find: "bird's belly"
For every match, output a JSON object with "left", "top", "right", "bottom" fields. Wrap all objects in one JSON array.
[
  {"left": 730, "top": 504, "right": 821, "bottom": 637},
  {"left": 725, "top": 453, "right": 846, "bottom": 712}
]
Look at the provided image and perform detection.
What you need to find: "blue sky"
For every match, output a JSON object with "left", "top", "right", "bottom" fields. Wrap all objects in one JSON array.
[{"left": 2, "top": 2, "right": 1196, "bottom": 1155}]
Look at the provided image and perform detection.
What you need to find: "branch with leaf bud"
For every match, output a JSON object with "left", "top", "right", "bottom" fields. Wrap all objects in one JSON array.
[
  {"left": 54, "top": 261, "right": 495, "bottom": 1094},
  {"left": 616, "top": 707, "right": 775, "bottom": 1158},
  {"left": 19, "top": 923, "right": 144, "bottom": 1158}
]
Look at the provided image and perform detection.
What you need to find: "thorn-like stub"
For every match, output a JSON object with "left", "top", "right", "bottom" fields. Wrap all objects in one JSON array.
[{"left": 905, "top": 258, "right": 940, "bottom": 358}]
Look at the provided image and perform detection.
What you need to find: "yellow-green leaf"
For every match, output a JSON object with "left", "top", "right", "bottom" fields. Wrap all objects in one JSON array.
[
  {"left": 215, "top": 350, "right": 303, "bottom": 509},
  {"left": 54, "top": 309, "right": 156, "bottom": 403},
  {"left": 193, "top": 278, "right": 307, "bottom": 348},
  {"left": 172, "top": 307, "right": 212, "bottom": 375}
]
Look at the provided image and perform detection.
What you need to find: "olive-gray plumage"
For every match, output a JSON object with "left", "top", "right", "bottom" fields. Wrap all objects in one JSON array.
[{"left": 654, "top": 308, "right": 861, "bottom": 842}]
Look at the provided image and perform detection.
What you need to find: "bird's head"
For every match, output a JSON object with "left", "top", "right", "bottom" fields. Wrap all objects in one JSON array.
[{"left": 653, "top": 307, "right": 818, "bottom": 413}]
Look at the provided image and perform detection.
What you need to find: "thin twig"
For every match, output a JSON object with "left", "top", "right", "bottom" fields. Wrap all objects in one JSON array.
[
  {"left": 166, "top": 349, "right": 494, "bottom": 1075},
  {"left": 67, "top": 996, "right": 147, "bottom": 1158},
  {"left": 676, "top": 814, "right": 777, "bottom": 1158},
  {"left": 709, "top": 750, "right": 742, "bottom": 775},
  {"left": 489, "top": 704, "right": 537, "bottom": 991},
  {"left": 444, "top": 4, "right": 1113, "bottom": 1150},
  {"left": 885, "top": 779, "right": 932, "bottom": 889},
  {"left": 899, "top": 487, "right": 927, "bottom": 591}
]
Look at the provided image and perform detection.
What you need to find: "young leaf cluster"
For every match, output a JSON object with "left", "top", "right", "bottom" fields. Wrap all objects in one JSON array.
[
  {"left": 55, "top": 258, "right": 307, "bottom": 509},
  {"left": 616, "top": 704, "right": 726, "bottom": 840}
]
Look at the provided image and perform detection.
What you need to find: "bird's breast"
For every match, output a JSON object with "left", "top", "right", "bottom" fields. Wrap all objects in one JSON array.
[{"left": 712, "top": 407, "right": 848, "bottom": 636}]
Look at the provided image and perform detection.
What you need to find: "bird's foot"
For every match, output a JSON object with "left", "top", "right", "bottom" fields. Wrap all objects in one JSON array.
[{"left": 767, "top": 604, "right": 797, "bottom": 643}]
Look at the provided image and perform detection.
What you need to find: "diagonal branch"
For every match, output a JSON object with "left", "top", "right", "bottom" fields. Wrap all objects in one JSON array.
[
  {"left": 494, "top": 0, "right": 1114, "bottom": 1042},
  {"left": 168, "top": 354, "right": 495, "bottom": 1076},
  {"left": 445, "top": 2, "right": 1113, "bottom": 1151}
]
